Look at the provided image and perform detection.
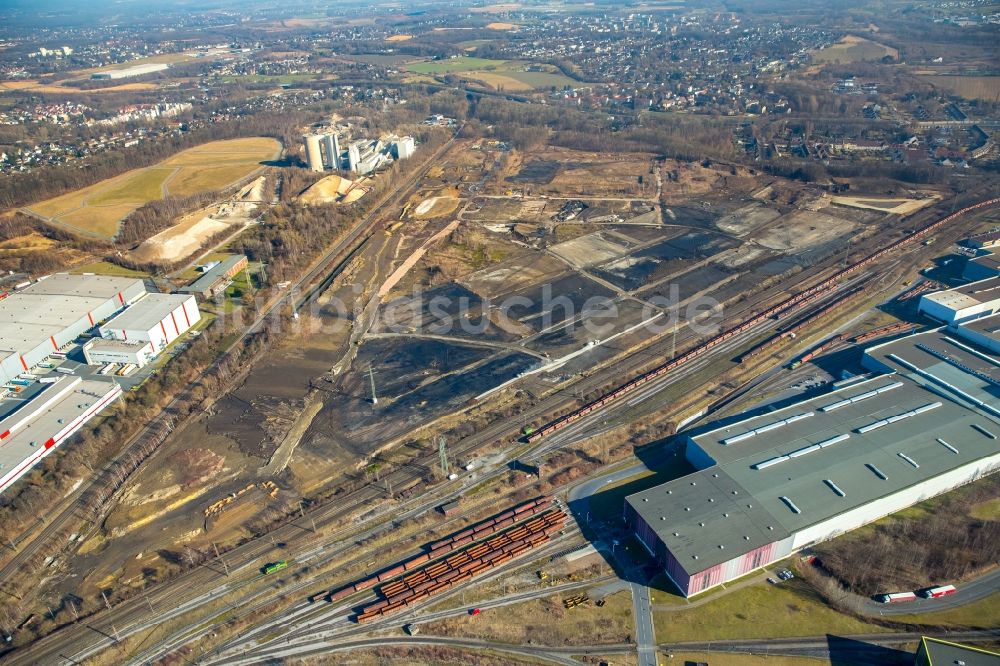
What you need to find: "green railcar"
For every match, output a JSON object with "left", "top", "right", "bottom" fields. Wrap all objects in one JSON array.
[{"left": 262, "top": 560, "right": 289, "bottom": 575}]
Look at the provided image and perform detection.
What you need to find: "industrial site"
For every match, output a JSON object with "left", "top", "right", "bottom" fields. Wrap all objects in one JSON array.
[{"left": 1, "top": 0, "right": 999, "bottom": 665}]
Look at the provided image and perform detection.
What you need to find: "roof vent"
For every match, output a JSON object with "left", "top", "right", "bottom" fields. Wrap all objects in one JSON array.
[
  {"left": 712, "top": 473, "right": 719, "bottom": 478},
  {"left": 723, "top": 513, "right": 729, "bottom": 518},
  {"left": 691, "top": 481, "right": 697, "bottom": 486},
  {"left": 698, "top": 522, "right": 705, "bottom": 527},
  {"left": 666, "top": 490, "right": 673, "bottom": 494},
  {"left": 767, "top": 525, "right": 773, "bottom": 530},
  {"left": 660, "top": 516, "right": 666, "bottom": 521},
  {"left": 866, "top": 463, "right": 888, "bottom": 480},
  {"left": 732, "top": 490, "right": 738, "bottom": 495},
  {"left": 719, "top": 545, "right": 725, "bottom": 549},
  {"left": 708, "top": 498, "right": 715, "bottom": 502},
  {"left": 673, "top": 532, "right": 680, "bottom": 537},
  {"left": 779, "top": 496, "right": 802, "bottom": 514},
  {"left": 693, "top": 555, "right": 698, "bottom": 560},
  {"left": 643, "top": 498, "right": 649, "bottom": 502},
  {"left": 743, "top": 536, "right": 750, "bottom": 540},
  {"left": 685, "top": 507, "right": 691, "bottom": 511}
]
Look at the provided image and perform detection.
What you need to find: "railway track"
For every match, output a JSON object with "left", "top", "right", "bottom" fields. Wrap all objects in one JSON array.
[
  {"left": 9, "top": 193, "right": 998, "bottom": 665},
  {"left": 204, "top": 528, "right": 588, "bottom": 666},
  {"left": 524, "top": 195, "right": 1000, "bottom": 445},
  {"left": 0, "top": 129, "right": 466, "bottom": 604}
]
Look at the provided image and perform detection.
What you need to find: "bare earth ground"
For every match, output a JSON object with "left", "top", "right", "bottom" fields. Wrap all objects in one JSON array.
[{"left": 830, "top": 194, "right": 939, "bottom": 215}]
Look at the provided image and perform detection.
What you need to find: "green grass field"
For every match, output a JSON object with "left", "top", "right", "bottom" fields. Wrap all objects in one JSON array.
[
  {"left": 405, "top": 57, "right": 580, "bottom": 92},
  {"left": 812, "top": 36, "right": 898, "bottom": 64},
  {"left": 406, "top": 57, "right": 510, "bottom": 74},
  {"left": 70, "top": 261, "right": 151, "bottom": 277},
  {"left": 653, "top": 578, "right": 886, "bottom": 642},
  {"left": 503, "top": 70, "right": 578, "bottom": 89},
  {"left": 24, "top": 137, "right": 280, "bottom": 239},
  {"left": 218, "top": 74, "right": 319, "bottom": 84},
  {"left": 890, "top": 591, "right": 1000, "bottom": 629},
  {"left": 89, "top": 168, "right": 174, "bottom": 205}
]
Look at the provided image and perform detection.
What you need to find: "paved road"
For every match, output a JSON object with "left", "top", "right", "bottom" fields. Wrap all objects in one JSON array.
[
  {"left": 861, "top": 566, "right": 1000, "bottom": 616},
  {"left": 569, "top": 460, "right": 661, "bottom": 666},
  {"left": 631, "top": 580, "right": 657, "bottom": 666}
]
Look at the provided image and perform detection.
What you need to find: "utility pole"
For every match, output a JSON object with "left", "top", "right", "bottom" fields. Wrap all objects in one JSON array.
[
  {"left": 243, "top": 263, "right": 255, "bottom": 296},
  {"left": 101, "top": 590, "right": 112, "bottom": 612},
  {"left": 671, "top": 324, "right": 678, "bottom": 360},
  {"left": 438, "top": 436, "right": 449, "bottom": 476},
  {"left": 368, "top": 365, "right": 378, "bottom": 405},
  {"left": 212, "top": 542, "right": 229, "bottom": 577}
]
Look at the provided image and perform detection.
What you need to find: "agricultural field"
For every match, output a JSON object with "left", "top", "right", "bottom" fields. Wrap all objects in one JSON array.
[
  {"left": 22, "top": 137, "right": 280, "bottom": 239},
  {"left": 811, "top": 35, "right": 898, "bottom": 63},
  {"left": 0, "top": 79, "right": 159, "bottom": 94},
  {"left": 916, "top": 75, "right": 1000, "bottom": 101},
  {"left": 404, "top": 57, "right": 579, "bottom": 91},
  {"left": 405, "top": 57, "right": 511, "bottom": 75}
]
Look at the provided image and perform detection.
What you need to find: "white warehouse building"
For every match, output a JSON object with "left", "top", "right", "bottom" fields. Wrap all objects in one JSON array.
[
  {"left": 0, "top": 274, "right": 146, "bottom": 385},
  {"left": 0, "top": 376, "right": 122, "bottom": 495},
  {"left": 918, "top": 276, "right": 1000, "bottom": 324},
  {"left": 98, "top": 293, "right": 200, "bottom": 356}
]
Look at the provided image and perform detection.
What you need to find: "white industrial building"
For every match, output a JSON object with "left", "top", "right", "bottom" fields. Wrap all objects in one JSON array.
[
  {"left": 954, "top": 314, "right": 1000, "bottom": 354},
  {"left": 98, "top": 293, "right": 199, "bottom": 355},
  {"left": 627, "top": 324, "right": 1000, "bottom": 597},
  {"left": 0, "top": 274, "right": 146, "bottom": 385},
  {"left": 0, "top": 376, "right": 122, "bottom": 495},
  {"left": 82, "top": 338, "right": 155, "bottom": 368},
  {"left": 303, "top": 132, "right": 344, "bottom": 172},
  {"left": 918, "top": 276, "right": 1000, "bottom": 324},
  {"left": 314, "top": 134, "right": 413, "bottom": 176},
  {"left": 392, "top": 136, "right": 415, "bottom": 160},
  {"left": 323, "top": 133, "right": 341, "bottom": 169},
  {"left": 91, "top": 62, "right": 169, "bottom": 80}
]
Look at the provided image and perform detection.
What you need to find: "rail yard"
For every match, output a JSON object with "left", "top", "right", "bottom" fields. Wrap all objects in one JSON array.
[{"left": 12, "top": 141, "right": 997, "bottom": 663}]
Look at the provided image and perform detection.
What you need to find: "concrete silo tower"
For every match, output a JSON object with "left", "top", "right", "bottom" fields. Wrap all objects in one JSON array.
[{"left": 303, "top": 134, "right": 324, "bottom": 172}]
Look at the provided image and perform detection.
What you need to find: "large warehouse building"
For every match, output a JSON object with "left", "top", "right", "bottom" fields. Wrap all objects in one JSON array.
[
  {"left": 0, "top": 274, "right": 203, "bottom": 496},
  {"left": 626, "top": 325, "right": 1000, "bottom": 597},
  {"left": 918, "top": 276, "right": 1000, "bottom": 324},
  {"left": 98, "top": 292, "right": 199, "bottom": 355},
  {"left": 0, "top": 274, "right": 146, "bottom": 384},
  {"left": 0, "top": 376, "right": 122, "bottom": 495}
]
